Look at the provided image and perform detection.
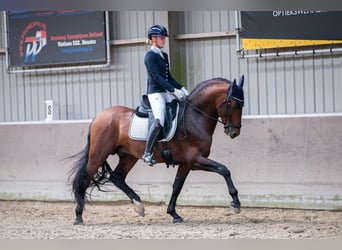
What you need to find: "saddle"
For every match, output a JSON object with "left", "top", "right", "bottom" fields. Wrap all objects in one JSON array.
[{"left": 129, "top": 95, "right": 179, "bottom": 141}]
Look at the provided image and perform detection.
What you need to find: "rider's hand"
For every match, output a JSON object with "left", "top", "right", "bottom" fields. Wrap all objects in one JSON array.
[
  {"left": 172, "top": 88, "right": 185, "bottom": 100},
  {"left": 181, "top": 87, "right": 189, "bottom": 96}
]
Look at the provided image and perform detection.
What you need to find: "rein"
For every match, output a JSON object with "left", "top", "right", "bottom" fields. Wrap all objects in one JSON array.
[
  {"left": 184, "top": 95, "right": 242, "bottom": 129},
  {"left": 184, "top": 98, "right": 225, "bottom": 125}
]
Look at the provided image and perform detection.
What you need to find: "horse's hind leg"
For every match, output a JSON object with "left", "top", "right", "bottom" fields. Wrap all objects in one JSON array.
[
  {"left": 72, "top": 144, "right": 113, "bottom": 225},
  {"left": 74, "top": 175, "right": 91, "bottom": 225},
  {"left": 167, "top": 165, "right": 190, "bottom": 223},
  {"left": 107, "top": 154, "right": 145, "bottom": 216},
  {"left": 71, "top": 153, "right": 92, "bottom": 225}
]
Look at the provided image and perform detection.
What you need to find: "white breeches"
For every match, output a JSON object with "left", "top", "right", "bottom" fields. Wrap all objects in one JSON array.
[{"left": 147, "top": 92, "right": 175, "bottom": 126}]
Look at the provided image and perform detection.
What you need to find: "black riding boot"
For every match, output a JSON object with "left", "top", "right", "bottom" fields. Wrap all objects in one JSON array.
[{"left": 142, "top": 119, "right": 162, "bottom": 166}]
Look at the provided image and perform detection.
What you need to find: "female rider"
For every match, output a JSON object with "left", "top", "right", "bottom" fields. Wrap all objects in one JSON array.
[{"left": 142, "top": 24, "right": 189, "bottom": 166}]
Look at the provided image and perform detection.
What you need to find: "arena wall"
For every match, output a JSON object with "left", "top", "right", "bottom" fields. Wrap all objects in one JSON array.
[{"left": 1, "top": 115, "right": 341, "bottom": 210}]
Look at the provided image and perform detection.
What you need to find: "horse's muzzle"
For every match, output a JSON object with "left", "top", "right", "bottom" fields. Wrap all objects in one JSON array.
[
  {"left": 230, "top": 131, "right": 239, "bottom": 139},
  {"left": 224, "top": 123, "right": 241, "bottom": 138}
]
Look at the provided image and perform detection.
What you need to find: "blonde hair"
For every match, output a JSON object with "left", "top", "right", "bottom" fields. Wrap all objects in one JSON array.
[{"left": 145, "top": 39, "right": 152, "bottom": 45}]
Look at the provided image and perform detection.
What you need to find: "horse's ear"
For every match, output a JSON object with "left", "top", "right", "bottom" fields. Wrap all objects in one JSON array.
[
  {"left": 228, "top": 79, "right": 236, "bottom": 96},
  {"left": 238, "top": 74, "right": 244, "bottom": 88}
]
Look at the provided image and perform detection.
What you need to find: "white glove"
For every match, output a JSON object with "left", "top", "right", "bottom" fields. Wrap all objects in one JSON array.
[
  {"left": 181, "top": 87, "right": 189, "bottom": 96},
  {"left": 172, "top": 88, "right": 185, "bottom": 100}
]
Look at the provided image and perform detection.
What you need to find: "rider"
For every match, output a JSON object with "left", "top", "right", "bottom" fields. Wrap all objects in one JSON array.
[{"left": 142, "top": 24, "right": 189, "bottom": 166}]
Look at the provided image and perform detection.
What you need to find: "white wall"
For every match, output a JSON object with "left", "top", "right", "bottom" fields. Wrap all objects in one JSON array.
[{"left": 1, "top": 116, "right": 341, "bottom": 210}]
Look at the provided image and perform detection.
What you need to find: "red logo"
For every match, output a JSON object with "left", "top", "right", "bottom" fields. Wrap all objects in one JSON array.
[{"left": 19, "top": 21, "right": 47, "bottom": 63}]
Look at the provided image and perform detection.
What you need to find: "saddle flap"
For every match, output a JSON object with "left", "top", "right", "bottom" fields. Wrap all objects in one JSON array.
[{"left": 129, "top": 101, "right": 180, "bottom": 142}]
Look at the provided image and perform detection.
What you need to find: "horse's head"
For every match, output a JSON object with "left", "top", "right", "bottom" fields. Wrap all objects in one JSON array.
[
  {"left": 186, "top": 76, "right": 245, "bottom": 139},
  {"left": 219, "top": 75, "right": 245, "bottom": 138}
]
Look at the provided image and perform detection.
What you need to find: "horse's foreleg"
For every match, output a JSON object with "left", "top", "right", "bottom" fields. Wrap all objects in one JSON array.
[
  {"left": 108, "top": 154, "right": 145, "bottom": 216},
  {"left": 194, "top": 157, "right": 241, "bottom": 214},
  {"left": 167, "top": 165, "right": 190, "bottom": 223}
]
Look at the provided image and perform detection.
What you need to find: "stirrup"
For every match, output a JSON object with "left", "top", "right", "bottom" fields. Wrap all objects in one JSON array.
[{"left": 142, "top": 153, "right": 156, "bottom": 166}]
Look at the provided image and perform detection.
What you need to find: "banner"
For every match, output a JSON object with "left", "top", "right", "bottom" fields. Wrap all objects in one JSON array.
[
  {"left": 240, "top": 11, "right": 342, "bottom": 50},
  {"left": 7, "top": 11, "right": 107, "bottom": 67}
]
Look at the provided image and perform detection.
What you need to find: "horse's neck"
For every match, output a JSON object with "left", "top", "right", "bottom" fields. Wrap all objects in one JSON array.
[
  {"left": 185, "top": 95, "right": 219, "bottom": 135},
  {"left": 191, "top": 87, "right": 223, "bottom": 116}
]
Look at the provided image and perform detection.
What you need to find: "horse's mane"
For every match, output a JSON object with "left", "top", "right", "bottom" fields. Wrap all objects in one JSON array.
[{"left": 188, "top": 78, "right": 231, "bottom": 99}]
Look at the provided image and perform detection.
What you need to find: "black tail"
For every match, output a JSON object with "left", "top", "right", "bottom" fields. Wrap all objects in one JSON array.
[
  {"left": 68, "top": 122, "right": 113, "bottom": 201},
  {"left": 67, "top": 124, "right": 91, "bottom": 198}
]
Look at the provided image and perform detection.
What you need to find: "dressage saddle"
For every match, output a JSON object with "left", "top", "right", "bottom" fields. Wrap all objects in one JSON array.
[{"left": 135, "top": 94, "right": 178, "bottom": 138}]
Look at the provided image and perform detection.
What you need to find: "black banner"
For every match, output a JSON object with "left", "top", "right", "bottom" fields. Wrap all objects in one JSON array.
[
  {"left": 240, "top": 11, "right": 342, "bottom": 50},
  {"left": 7, "top": 11, "right": 107, "bottom": 67}
]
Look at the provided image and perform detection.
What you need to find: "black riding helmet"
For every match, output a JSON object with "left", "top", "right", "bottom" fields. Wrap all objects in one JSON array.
[{"left": 147, "top": 25, "right": 168, "bottom": 40}]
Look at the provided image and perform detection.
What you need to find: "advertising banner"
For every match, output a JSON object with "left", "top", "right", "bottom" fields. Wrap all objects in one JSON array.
[
  {"left": 7, "top": 11, "right": 107, "bottom": 67},
  {"left": 240, "top": 11, "right": 342, "bottom": 50}
]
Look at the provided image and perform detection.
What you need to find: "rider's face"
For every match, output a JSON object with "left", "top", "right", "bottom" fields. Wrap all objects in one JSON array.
[{"left": 152, "top": 36, "right": 166, "bottom": 49}]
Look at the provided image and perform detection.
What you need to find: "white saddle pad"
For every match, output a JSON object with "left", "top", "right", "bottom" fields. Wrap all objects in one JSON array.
[{"left": 128, "top": 108, "right": 178, "bottom": 141}]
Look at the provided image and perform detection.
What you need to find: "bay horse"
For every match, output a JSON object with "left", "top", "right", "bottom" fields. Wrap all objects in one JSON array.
[{"left": 69, "top": 75, "right": 245, "bottom": 225}]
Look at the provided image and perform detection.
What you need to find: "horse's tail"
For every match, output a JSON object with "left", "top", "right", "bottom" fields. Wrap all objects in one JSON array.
[
  {"left": 67, "top": 122, "right": 91, "bottom": 198},
  {"left": 67, "top": 122, "right": 112, "bottom": 200}
]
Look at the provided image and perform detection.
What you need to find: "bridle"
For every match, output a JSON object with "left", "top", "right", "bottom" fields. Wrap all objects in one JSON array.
[
  {"left": 223, "top": 96, "right": 244, "bottom": 130},
  {"left": 184, "top": 87, "right": 244, "bottom": 130}
]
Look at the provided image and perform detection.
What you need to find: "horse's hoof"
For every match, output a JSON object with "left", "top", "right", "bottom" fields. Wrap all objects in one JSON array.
[
  {"left": 73, "top": 219, "right": 84, "bottom": 225},
  {"left": 230, "top": 202, "right": 241, "bottom": 214},
  {"left": 173, "top": 217, "right": 184, "bottom": 224},
  {"left": 133, "top": 199, "right": 145, "bottom": 217},
  {"left": 232, "top": 206, "right": 241, "bottom": 214}
]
